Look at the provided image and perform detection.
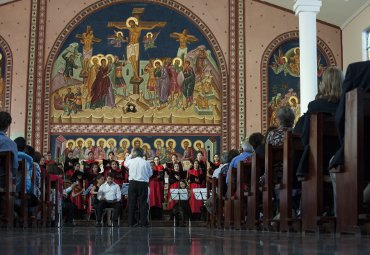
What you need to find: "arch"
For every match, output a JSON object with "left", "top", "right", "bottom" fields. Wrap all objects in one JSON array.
[
  {"left": 260, "top": 31, "right": 337, "bottom": 132},
  {"left": 42, "top": 0, "right": 228, "bottom": 153},
  {"left": 0, "top": 35, "right": 13, "bottom": 113}
]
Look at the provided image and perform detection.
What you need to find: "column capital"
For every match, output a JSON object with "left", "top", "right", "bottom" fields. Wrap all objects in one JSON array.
[{"left": 293, "top": 0, "right": 322, "bottom": 16}]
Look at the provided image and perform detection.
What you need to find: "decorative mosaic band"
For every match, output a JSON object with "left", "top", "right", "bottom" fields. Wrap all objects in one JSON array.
[
  {"left": 0, "top": 35, "right": 12, "bottom": 113},
  {"left": 260, "top": 31, "right": 337, "bottom": 132},
  {"left": 25, "top": 0, "right": 39, "bottom": 146},
  {"left": 42, "top": 0, "right": 228, "bottom": 153},
  {"left": 229, "top": 0, "right": 236, "bottom": 149},
  {"left": 237, "top": 0, "right": 245, "bottom": 145},
  {"left": 50, "top": 124, "right": 221, "bottom": 135}
]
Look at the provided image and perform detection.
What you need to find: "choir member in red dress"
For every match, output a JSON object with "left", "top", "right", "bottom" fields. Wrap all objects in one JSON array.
[
  {"left": 110, "top": 160, "right": 125, "bottom": 186},
  {"left": 187, "top": 160, "right": 204, "bottom": 216},
  {"left": 149, "top": 156, "right": 165, "bottom": 219},
  {"left": 167, "top": 162, "right": 183, "bottom": 210}
]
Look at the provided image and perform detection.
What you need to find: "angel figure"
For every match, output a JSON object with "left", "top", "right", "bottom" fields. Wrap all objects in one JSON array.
[
  {"left": 143, "top": 31, "right": 160, "bottom": 50},
  {"left": 107, "top": 31, "right": 127, "bottom": 48},
  {"left": 270, "top": 47, "right": 288, "bottom": 75}
]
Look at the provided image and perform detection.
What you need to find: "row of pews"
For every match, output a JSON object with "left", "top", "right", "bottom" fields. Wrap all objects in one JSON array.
[
  {"left": 208, "top": 88, "right": 370, "bottom": 235},
  {"left": 0, "top": 153, "right": 61, "bottom": 228}
]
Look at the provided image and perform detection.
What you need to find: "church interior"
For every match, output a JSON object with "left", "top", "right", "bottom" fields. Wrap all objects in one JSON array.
[{"left": 0, "top": 0, "right": 370, "bottom": 254}]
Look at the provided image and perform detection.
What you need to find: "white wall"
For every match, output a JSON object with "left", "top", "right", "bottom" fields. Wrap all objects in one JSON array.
[{"left": 342, "top": 3, "right": 370, "bottom": 70}]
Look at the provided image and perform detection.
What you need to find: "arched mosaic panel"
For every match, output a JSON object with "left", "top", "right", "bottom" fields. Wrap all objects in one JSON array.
[
  {"left": 260, "top": 31, "right": 336, "bottom": 132},
  {"left": 42, "top": 0, "right": 228, "bottom": 157},
  {"left": 0, "top": 35, "right": 13, "bottom": 113}
]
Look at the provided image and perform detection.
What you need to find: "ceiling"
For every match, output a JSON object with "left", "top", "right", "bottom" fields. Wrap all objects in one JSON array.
[{"left": 260, "top": 0, "right": 370, "bottom": 28}]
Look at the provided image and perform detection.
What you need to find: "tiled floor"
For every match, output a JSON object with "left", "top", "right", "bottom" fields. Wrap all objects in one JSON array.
[{"left": 1, "top": 226, "right": 370, "bottom": 254}]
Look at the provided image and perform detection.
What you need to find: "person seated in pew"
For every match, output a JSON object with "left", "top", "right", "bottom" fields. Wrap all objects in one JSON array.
[
  {"left": 329, "top": 60, "right": 370, "bottom": 170},
  {"left": 225, "top": 139, "right": 254, "bottom": 186},
  {"left": 212, "top": 152, "right": 229, "bottom": 179},
  {"left": 255, "top": 127, "right": 277, "bottom": 159},
  {"left": 0, "top": 111, "right": 18, "bottom": 191},
  {"left": 294, "top": 66, "right": 343, "bottom": 181}
]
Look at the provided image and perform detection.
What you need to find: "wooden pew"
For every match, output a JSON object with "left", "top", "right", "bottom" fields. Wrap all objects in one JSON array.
[
  {"left": 223, "top": 167, "right": 237, "bottom": 229},
  {"left": 336, "top": 88, "right": 370, "bottom": 234},
  {"left": 217, "top": 173, "right": 226, "bottom": 228},
  {"left": 301, "top": 113, "right": 338, "bottom": 233},
  {"left": 0, "top": 151, "right": 15, "bottom": 228},
  {"left": 18, "top": 160, "right": 28, "bottom": 227},
  {"left": 280, "top": 131, "right": 303, "bottom": 232},
  {"left": 263, "top": 144, "right": 283, "bottom": 231},
  {"left": 247, "top": 154, "right": 264, "bottom": 230},
  {"left": 50, "top": 178, "right": 61, "bottom": 227},
  {"left": 45, "top": 174, "right": 51, "bottom": 226},
  {"left": 209, "top": 177, "right": 217, "bottom": 228},
  {"left": 234, "top": 160, "right": 251, "bottom": 229},
  {"left": 39, "top": 172, "right": 47, "bottom": 227}
]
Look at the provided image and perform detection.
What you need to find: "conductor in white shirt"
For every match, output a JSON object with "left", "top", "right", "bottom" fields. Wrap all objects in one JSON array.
[
  {"left": 125, "top": 148, "right": 153, "bottom": 227},
  {"left": 96, "top": 173, "right": 122, "bottom": 227}
]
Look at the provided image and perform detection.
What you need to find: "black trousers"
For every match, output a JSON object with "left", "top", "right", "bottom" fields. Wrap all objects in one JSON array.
[
  {"left": 128, "top": 180, "right": 149, "bottom": 226},
  {"left": 96, "top": 200, "right": 121, "bottom": 222},
  {"left": 62, "top": 200, "right": 76, "bottom": 223}
]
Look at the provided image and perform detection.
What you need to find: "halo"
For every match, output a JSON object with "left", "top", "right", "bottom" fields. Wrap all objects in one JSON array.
[
  {"left": 75, "top": 138, "right": 85, "bottom": 146},
  {"left": 180, "top": 139, "right": 192, "bottom": 150},
  {"left": 105, "top": 54, "right": 115, "bottom": 61},
  {"left": 154, "top": 138, "right": 164, "bottom": 148},
  {"left": 165, "top": 139, "right": 177, "bottom": 149},
  {"left": 282, "top": 56, "right": 288, "bottom": 63},
  {"left": 85, "top": 138, "right": 95, "bottom": 147},
  {"left": 96, "top": 138, "right": 107, "bottom": 148},
  {"left": 0, "top": 53, "right": 2, "bottom": 60},
  {"left": 142, "top": 143, "right": 151, "bottom": 150},
  {"left": 97, "top": 54, "right": 105, "bottom": 58},
  {"left": 131, "top": 137, "right": 143, "bottom": 147},
  {"left": 119, "top": 138, "right": 130, "bottom": 148},
  {"left": 193, "top": 140, "right": 204, "bottom": 150},
  {"left": 90, "top": 56, "right": 100, "bottom": 66},
  {"left": 153, "top": 59, "right": 163, "bottom": 67},
  {"left": 289, "top": 95, "right": 299, "bottom": 106},
  {"left": 99, "top": 56, "right": 108, "bottom": 65},
  {"left": 146, "top": 32, "right": 153, "bottom": 37},
  {"left": 126, "top": 16, "right": 139, "bottom": 27},
  {"left": 116, "top": 31, "right": 123, "bottom": 37},
  {"left": 107, "top": 138, "right": 117, "bottom": 147},
  {"left": 65, "top": 139, "right": 75, "bottom": 148},
  {"left": 172, "top": 57, "right": 183, "bottom": 67},
  {"left": 293, "top": 47, "right": 300, "bottom": 54}
]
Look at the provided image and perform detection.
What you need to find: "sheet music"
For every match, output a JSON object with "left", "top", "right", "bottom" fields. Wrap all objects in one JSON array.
[
  {"left": 192, "top": 188, "right": 208, "bottom": 201},
  {"left": 170, "top": 189, "right": 189, "bottom": 200},
  {"left": 121, "top": 183, "right": 129, "bottom": 195}
]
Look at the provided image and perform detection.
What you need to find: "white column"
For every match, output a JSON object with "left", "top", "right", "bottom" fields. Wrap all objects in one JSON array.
[{"left": 293, "top": 0, "right": 322, "bottom": 115}]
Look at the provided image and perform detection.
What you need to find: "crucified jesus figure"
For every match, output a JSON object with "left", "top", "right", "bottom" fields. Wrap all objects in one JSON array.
[{"left": 108, "top": 16, "right": 166, "bottom": 85}]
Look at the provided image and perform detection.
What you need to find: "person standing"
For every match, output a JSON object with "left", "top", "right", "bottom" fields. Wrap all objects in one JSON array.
[{"left": 125, "top": 148, "right": 152, "bottom": 227}]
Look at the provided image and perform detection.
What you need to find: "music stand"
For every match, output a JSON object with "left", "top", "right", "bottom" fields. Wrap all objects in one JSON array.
[
  {"left": 170, "top": 189, "right": 190, "bottom": 228},
  {"left": 192, "top": 188, "right": 208, "bottom": 201},
  {"left": 121, "top": 183, "right": 129, "bottom": 196}
]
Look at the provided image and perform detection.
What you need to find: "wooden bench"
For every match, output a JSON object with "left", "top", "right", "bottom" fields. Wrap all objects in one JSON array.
[
  {"left": 247, "top": 154, "right": 264, "bottom": 230},
  {"left": 301, "top": 113, "right": 338, "bottom": 233},
  {"left": 18, "top": 160, "right": 28, "bottom": 227},
  {"left": 280, "top": 131, "right": 303, "bottom": 232},
  {"left": 336, "top": 88, "right": 370, "bottom": 234},
  {"left": 217, "top": 173, "right": 226, "bottom": 228},
  {"left": 263, "top": 144, "right": 283, "bottom": 231},
  {"left": 0, "top": 151, "right": 15, "bottom": 228},
  {"left": 234, "top": 160, "right": 251, "bottom": 229},
  {"left": 223, "top": 167, "right": 237, "bottom": 229}
]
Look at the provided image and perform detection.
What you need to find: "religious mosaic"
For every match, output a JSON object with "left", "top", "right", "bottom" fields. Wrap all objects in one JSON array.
[
  {"left": 51, "top": 134, "right": 220, "bottom": 166},
  {"left": 267, "top": 39, "right": 329, "bottom": 127},
  {"left": 50, "top": 3, "right": 221, "bottom": 125}
]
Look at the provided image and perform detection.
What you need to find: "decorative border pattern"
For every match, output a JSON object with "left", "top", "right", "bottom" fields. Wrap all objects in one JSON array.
[
  {"left": 260, "top": 31, "right": 337, "bottom": 132},
  {"left": 50, "top": 124, "right": 221, "bottom": 134},
  {"left": 25, "top": 0, "right": 38, "bottom": 146},
  {"left": 237, "top": 0, "right": 245, "bottom": 145},
  {"left": 229, "top": 0, "right": 236, "bottom": 149},
  {"left": 0, "top": 35, "right": 13, "bottom": 113},
  {"left": 41, "top": 0, "right": 228, "bottom": 153}
]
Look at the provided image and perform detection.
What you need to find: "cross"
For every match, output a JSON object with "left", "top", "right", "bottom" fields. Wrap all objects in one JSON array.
[{"left": 108, "top": 8, "right": 166, "bottom": 94}]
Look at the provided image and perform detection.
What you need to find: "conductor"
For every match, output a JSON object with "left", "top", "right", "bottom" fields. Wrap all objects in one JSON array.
[{"left": 125, "top": 148, "right": 153, "bottom": 227}]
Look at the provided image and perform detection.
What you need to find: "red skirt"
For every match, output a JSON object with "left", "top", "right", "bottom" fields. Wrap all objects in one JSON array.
[
  {"left": 149, "top": 178, "right": 164, "bottom": 208},
  {"left": 189, "top": 183, "right": 203, "bottom": 213}
]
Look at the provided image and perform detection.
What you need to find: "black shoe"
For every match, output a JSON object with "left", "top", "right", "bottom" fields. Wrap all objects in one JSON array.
[
  {"left": 64, "top": 222, "right": 74, "bottom": 227},
  {"left": 96, "top": 222, "right": 102, "bottom": 227}
]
